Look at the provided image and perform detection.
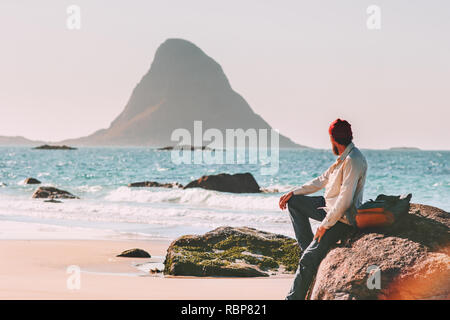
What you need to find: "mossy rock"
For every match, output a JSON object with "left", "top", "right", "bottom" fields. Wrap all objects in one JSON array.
[{"left": 164, "top": 226, "right": 301, "bottom": 277}]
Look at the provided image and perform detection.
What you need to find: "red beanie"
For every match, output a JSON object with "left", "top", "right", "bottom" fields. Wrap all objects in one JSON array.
[{"left": 329, "top": 119, "right": 353, "bottom": 140}]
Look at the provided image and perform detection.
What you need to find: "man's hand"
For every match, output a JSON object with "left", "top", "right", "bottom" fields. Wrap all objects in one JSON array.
[
  {"left": 314, "top": 226, "right": 327, "bottom": 242},
  {"left": 279, "top": 191, "right": 293, "bottom": 210}
]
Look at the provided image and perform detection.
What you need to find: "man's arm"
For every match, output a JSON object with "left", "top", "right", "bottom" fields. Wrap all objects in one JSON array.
[
  {"left": 280, "top": 160, "right": 337, "bottom": 211},
  {"left": 291, "top": 161, "right": 336, "bottom": 195},
  {"left": 319, "top": 157, "right": 364, "bottom": 229}
]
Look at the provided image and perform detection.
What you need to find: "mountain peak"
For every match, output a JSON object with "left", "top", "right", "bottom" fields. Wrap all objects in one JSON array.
[
  {"left": 61, "top": 39, "right": 304, "bottom": 148},
  {"left": 153, "top": 38, "right": 211, "bottom": 64},
  {"left": 158, "top": 38, "right": 202, "bottom": 53},
  {"left": 149, "top": 38, "right": 224, "bottom": 81}
]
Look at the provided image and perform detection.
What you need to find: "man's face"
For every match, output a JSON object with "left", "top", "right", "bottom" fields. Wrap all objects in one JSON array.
[{"left": 330, "top": 136, "right": 339, "bottom": 156}]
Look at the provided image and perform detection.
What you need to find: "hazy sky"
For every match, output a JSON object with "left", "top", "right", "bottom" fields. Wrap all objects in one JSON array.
[{"left": 0, "top": 0, "right": 449, "bottom": 150}]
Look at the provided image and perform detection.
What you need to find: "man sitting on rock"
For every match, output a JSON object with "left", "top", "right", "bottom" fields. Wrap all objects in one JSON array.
[{"left": 279, "top": 118, "right": 368, "bottom": 300}]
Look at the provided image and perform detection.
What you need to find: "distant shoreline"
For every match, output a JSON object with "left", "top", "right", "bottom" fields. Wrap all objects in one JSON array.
[
  {"left": 0, "top": 139, "right": 449, "bottom": 151},
  {"left": 388, "top": 147, "right": 421, "bottom": 151}
]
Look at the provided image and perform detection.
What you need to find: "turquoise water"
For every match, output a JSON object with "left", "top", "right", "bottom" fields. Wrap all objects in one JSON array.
[{"left": 0, "top": 147, "right": 448, "bottom": 239}]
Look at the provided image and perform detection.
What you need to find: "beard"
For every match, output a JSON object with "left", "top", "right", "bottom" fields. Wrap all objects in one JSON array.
[{"left": 332, "top": 143, "right": 339, "bottom": 156}]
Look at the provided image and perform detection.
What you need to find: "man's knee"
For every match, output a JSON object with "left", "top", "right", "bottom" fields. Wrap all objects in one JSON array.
[
  {"left": 287, "top": 195, "right": 305, "bottom": 218},
  {"left": 287, "top": 194, "right": 309, "bottom": 210}
]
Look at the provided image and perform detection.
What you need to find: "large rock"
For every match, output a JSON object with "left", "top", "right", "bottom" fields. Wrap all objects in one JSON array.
[
  {"left": 183, "top": 173, "right": 261, "bottom": 193},
  {"left": 309, "top": 203, "right": 450, "bottom": 300},
  {"left": 164, "top": 226, "right": 300, "bottom": 277},
  {"left": 128, "top": 181, "right": 183, "bottom": 188},
  {"left": 32, "top": 186, "right": 79, "bottom": 199}
]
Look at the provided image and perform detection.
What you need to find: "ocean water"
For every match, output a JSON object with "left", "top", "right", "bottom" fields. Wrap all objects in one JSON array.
[{"left": 0, "top": 147, "right": 448, "bottom": 240}]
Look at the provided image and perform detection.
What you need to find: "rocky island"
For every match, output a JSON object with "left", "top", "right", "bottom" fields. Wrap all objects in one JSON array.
[
  {"left": 157, "top": 145, "right": 215, "bottom": 151},
  {"left": 389, "top": 147, "right": 421, "bottom": 151},
  {"left": 33, "top": 145, "right": 77, "bottom": 150}
]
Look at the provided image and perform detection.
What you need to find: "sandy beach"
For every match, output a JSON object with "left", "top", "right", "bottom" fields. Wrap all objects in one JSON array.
[{"left": 0, "top": 239, "right": 294, "bottom": 300}]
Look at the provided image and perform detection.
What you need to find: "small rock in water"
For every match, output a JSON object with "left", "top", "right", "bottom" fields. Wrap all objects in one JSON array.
[
  {"left": 128, "top": 181, "right": 183, "bottom": 188},
  {"left": 260, "top": 188, "right": 279, "bottom": 193},
  {"left": 44, "top": 199, "right": 63, "bottom": 203},
  {"left": 157, "top": 145, "right": 214, "bottom": 151},
  {"left": 117, "top": 248, "right": 151, "bottom": 258},
  {"left": 32, "top": 186, "right": 79, "bottom": 199},
  {"left": 24, "top": 177, "right": 41, "bottom": 185}
]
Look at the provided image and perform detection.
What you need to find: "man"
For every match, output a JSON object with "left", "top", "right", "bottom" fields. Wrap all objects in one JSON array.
[{"left": 279, "top": 118, "right": 368, "bottom": 300}]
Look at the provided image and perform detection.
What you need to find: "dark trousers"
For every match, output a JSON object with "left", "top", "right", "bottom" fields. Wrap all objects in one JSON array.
[{"left": 285, "top": 194, "right": 350, "bottom": 300}]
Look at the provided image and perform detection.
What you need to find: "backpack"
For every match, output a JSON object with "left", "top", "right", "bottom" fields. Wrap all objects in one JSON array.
[{"left": 345, "top": 193, "right": 412, "bottom": 229}]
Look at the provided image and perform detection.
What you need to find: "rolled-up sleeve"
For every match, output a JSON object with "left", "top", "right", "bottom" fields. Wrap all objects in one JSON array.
[
  {"left": 292, "top": 162, "right": 336, "bottom": 195},
  {"left": 320, "top": 157, "right": 363, "bottom": 229}
]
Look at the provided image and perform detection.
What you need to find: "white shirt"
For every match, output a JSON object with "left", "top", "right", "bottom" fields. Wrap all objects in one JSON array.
[{"left": 292, "top": 142, "right": 368, "bottom": 229}]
